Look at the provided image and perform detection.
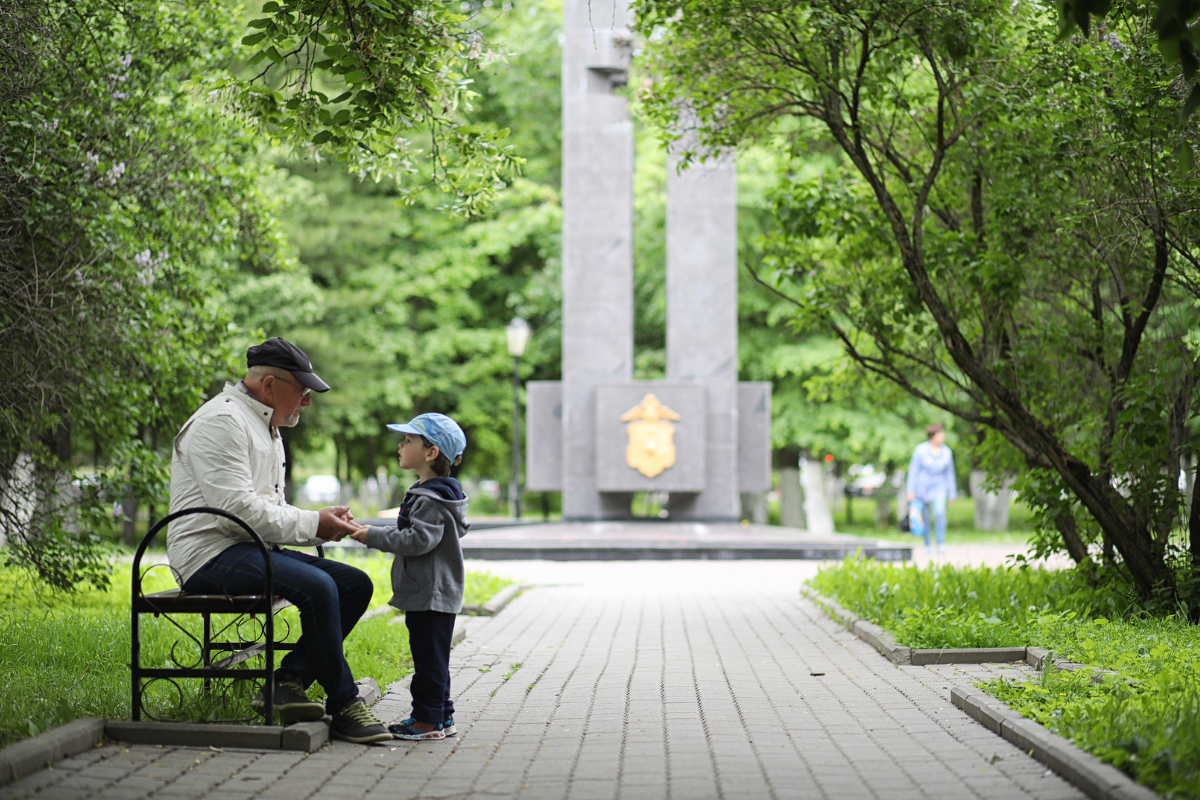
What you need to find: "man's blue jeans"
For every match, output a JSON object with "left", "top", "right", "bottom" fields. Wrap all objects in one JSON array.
[
  {"left": 182, "top": 543, "right": 373, "bottom": 710},
  {"left": 910, "top": 496, "right": 947, "bottom": 547}
]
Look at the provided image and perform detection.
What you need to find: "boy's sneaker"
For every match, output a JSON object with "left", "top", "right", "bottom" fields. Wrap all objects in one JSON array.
[
  {"left": 330, "top": 699, "right": 392, "bottom": 744},
  {"left": 389, "top": 717, "right": 446, "bottom": 740},
  {"left": 441, "top": 717, "right": 456, "bottom": 736},
  {"left": 251, "top": 680, "right": 325, "bottom": 723}
]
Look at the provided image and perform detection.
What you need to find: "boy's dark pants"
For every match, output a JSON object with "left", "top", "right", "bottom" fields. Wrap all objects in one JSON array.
[{"left": 404, "top": 610, "right": 456, "bottom": 725}]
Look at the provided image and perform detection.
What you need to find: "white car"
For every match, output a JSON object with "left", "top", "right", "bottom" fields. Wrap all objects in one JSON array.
[{"left": 298, "top": 474, "right": 340, "bottom": 504}]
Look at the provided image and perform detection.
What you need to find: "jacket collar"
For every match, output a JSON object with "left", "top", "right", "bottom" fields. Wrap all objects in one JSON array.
[{"left": 222, "top": 381, "right": 276, "bottom": 429}]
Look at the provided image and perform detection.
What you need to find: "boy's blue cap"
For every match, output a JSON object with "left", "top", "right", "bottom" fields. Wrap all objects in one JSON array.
[{"left": 387, "top": 413, "right": 467, "bottom": 463}]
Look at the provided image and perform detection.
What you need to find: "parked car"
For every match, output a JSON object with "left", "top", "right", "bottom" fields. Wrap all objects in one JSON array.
[
  {"left": 844, "top": 464, "right": 889, "bottom": 497},
  {"left": 297, "top": 474, "right": 340, "bottom": 504}
]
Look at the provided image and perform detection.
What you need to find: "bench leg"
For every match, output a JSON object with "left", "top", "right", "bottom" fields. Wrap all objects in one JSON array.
[{"left": 202, "top": 614, "right": 213, "bottom": 695}]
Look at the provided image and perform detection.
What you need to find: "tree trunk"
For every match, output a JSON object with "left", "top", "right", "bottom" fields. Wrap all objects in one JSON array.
[
  {"left": 121, "top": 424, "right": 146, "bottom": 545},
  {"left": 1191, "top": 463, "right": 1200, "bottom": 570},
  {"left": 777, "top": 448, "right": 806, "bottom": 530},
  {"left": 970, "top": 471, "right": 1013, "bottom": 531},
  {"left": 844, "top": 136, "right": 1168, "bottom": 596},
  {"left": 802, "top": 454, "right": 834, "bottom": 536},
  {"left": 1054, "top": 510, "right": 1090, "bottom": 565}
]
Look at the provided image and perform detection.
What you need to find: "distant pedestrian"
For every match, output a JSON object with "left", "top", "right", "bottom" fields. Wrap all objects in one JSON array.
[
  {"left": 350, "top": 413, "right": 470, "bottom": 741},
  {"left": 906, "top": 424, "right": 957, "bottom": 555}
]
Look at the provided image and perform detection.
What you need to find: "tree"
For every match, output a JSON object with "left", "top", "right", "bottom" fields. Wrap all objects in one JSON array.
[
  {"left": 0, "top": 0, "right": 293, "bottom": 587},
  {"left": 633, "top": 0, "right": 1200, "bottom": 603},
  {"left": 207, "top": 0, "right": 524, "bottom": 215},
  {"left": 229, "top": 0, "right": 566, "bottom": 498}
]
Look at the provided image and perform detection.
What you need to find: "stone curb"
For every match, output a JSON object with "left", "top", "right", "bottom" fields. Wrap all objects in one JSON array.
[
  {"left": 374, "top": 583, "right": 526, "bottom": 620},
  {"left": 0, "top": 717, "right": 105, "bottom": 787},
  {"left": 807, "top": 592, "right": 1160, "bottom": 800},
  {"left": 105, "top": 720, "right": 327, "bottom": 753},
  {"left": 809, "top": 591, "right": 1109, "bottom": 674},
  {"left": 951, "top": 686, "right": 1160, "bottom": 800},
  {"left": 460, "top": 583, "right": 524, "bottom": 617}
]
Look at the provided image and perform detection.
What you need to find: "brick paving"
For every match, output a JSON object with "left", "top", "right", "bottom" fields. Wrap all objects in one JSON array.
[{"left": 1, "top": 556, "right": 1083, "bottom": 800}]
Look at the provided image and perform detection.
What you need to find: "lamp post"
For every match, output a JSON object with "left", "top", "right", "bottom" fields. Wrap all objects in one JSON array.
[{"left": 506, "top": 317, "right": 531, "bottom": 519}]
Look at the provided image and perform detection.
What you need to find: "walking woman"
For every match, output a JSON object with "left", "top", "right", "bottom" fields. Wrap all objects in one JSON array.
[{"left": 906, "top": 424, "right": 957, "bottom": 555}]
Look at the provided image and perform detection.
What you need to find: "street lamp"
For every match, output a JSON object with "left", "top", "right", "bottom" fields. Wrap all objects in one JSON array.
[{"left": 506, "top": 317, "right": 531, "bottom": 519}]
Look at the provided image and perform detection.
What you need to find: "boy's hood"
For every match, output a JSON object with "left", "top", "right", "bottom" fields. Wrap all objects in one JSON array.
[{"left": 408, "top": 478, "right": 470, "bottom": 536}]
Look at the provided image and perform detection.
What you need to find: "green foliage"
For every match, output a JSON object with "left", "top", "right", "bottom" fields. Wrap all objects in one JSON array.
[
  {"left": 0, "top": 557, "right": 508, "bottom": 745},
  {"left": 200, "top": 0, "right": 523, "bottom": 214},
  {"left": 1, "top": 0, "right": 293, "bottom": 587},
  {"left": 986, "top": 614, "right": 1200, "bottom": 799},
  {"left": 632, "top": 0, "right": 1200, "bottom": 597},
  {"left": 233, "top": 0, "right": 565, "bottom": 487},
  {"left": 811, "top": 556, "right": 1200, "bottom": 796},
  {"left": 807, "top": 555, "right": 1135, "bottom": 648}
]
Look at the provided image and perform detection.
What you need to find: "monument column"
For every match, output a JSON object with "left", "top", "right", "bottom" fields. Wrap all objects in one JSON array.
[
  {"left": 665, "top": 146, "right": 740, "bottom": 521},
  {"left": 561, "top": 0, "right": 635, "bottom": 520}
]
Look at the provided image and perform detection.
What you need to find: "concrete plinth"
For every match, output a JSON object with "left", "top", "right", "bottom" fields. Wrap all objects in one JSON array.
[
  {"left": 561, "top": 0, "right": 634, "bottom": 520},
  {"left": 665, "top": 145, "right": 739, "bottom": 521}
]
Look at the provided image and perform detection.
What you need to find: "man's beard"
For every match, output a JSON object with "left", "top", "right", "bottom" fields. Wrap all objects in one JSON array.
[{"left": 284, "top": 410, "right": 302, "bottom": 428}]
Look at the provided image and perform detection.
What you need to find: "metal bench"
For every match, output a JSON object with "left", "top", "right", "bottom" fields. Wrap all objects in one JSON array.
[{"left": 131, "top": 507, "right": 322, "bottom": 724}]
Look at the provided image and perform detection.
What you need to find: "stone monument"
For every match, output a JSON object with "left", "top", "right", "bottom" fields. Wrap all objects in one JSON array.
[{"left": 525, "top": 0, "right": 771, "bottom": 521}]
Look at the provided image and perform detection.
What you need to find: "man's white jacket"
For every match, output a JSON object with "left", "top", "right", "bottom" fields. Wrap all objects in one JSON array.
[{"left": 167, "top": 382, "right": 320, "bottom": 586}]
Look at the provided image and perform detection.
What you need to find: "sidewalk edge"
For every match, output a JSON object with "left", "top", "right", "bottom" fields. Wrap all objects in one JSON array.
[
  {"left": 0, "top": 717, "right": 105, "bottom": 787},
  {"left": 950, "top": 685, "right": 1161, "bottom": 800}
]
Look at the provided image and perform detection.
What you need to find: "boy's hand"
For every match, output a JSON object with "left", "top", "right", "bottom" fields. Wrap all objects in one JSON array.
[{"left": 348, "top": 524, "right": 370, "bottom": 544}]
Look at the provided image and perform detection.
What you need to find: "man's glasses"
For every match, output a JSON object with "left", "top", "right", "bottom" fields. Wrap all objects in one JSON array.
[{"left": 272, "top": 374, "right": 311, "bottom": 397}]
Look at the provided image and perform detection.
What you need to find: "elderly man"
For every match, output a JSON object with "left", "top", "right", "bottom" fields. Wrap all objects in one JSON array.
[{"left": 167, "top": 337, "right": 390, "bottom": 743}]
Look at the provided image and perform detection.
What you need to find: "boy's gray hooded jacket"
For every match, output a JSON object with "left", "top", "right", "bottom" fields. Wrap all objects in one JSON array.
[{"left": 364, "top": 484, "right": 470, "bottom": 614}]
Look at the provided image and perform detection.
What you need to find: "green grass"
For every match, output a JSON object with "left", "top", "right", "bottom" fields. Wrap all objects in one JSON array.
[
  {"left": 829, "top": 496, "right": 1037, "bottom": 545},
  {"left": 0, "top": 555, "right": 512, "bottom": 747},
  {"left": 808, "top": 557, "right": 1200, "bottom": 798}
]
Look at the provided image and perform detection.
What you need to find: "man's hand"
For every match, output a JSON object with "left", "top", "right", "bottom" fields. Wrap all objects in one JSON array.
[
  {"left": 316, "top": 506, "right": 359, "bottom": 541},
  {"left": 348, "top": 524, "right": 370, "bottom": 544}
]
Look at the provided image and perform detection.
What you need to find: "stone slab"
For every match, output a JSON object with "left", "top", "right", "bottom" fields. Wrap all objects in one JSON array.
[
  {"left": 595, "top": 383, "right": 707, "bottom": 491},
  {"left": 481, "top": 584, "right": 523, "bottom": 616},
  {"left": 851, "top": 619, "right": 912, "bottom": 665},
  {"left": 459, "top": 521, "right": 909, "bottom": 561},
  {"left": 1027, "top": 646, "right": 1051, "bottom": 669},
  {"left": 355, "top": 677, "right": 382, "bottom": 706},
  {"left": 0, "top": 717, "right": 104, "bottom": 786},
  {"left": 279, "top": 721, "right": 328, "bottom": 753},
  {"left": 738, "top": 383, "right": 772, "bottom": 492},
  {"left": 527, "top": 381, "right": 773, "bottom": 497},
  {"left": 105, "top": 721, "right": 285, "bottom": 750},
  {"left": 911, "top": 647, "right": 1027, "bottom": 666},
  {"left": 525, "top": 381, "right": 564, "bottom": 492}
]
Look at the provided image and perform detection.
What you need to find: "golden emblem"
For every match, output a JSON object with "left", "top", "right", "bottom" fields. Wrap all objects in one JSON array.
[{"left": 620, "top": 393, "right": 681, "bottom": 478}]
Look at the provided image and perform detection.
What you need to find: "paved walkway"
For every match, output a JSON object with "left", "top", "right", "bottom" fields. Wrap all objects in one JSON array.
[{"left": 2, "top": 553, "right": 1083, "bottom": 800}]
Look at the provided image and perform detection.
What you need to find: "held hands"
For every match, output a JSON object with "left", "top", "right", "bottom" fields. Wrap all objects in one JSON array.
[
  {"left": 348, "top": 524, "right": 370, "bottom": 544},
  {"left": 316, "top": 506, "right": 359, "bottom": 541}
]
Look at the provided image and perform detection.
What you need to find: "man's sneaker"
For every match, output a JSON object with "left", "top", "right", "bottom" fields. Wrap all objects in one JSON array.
[
  {"left": 251, "top": 680, "right": 325, "bottom": 723},
  {"left": 441, "top": 717, "right": 456, "bottom": 736},
  {"left": 389, "top": 717, "right": 446, "bottom": 740},
  {"left": 330, "top": 699, "right": 392, "bottom": 744}
]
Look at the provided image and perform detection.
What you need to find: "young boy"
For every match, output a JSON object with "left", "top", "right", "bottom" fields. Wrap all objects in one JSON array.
[{"left": 349, "top": 412, "right": 469, "bottom": 741}]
